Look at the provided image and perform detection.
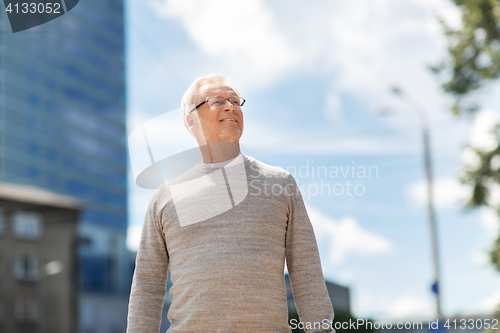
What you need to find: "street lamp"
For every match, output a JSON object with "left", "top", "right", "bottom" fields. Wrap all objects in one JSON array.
[
  {"left": 383, "top": 85, "right": 443, "bottom": 318},
  {"left": 37, "top": 260, "right": 64, "bottom": 333}
]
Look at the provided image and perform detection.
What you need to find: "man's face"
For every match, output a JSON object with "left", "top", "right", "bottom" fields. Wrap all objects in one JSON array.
[{"left": 188, "top": 83, "right": 244, "bottom": 144}]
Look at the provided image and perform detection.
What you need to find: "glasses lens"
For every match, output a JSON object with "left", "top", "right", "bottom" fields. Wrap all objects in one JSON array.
[
  {"left": 229, "top": 97, "right": 242, "bottom": 106},
  {"left": 207, "top": 97, "right": 245, "bottom": 107},
  {"left": 208, "top": 97, "right": 224, "bottom": 107}
]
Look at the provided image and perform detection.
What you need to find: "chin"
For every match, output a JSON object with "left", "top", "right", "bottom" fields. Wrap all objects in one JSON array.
[
  {"left": 220, "top": 130, "right": 242, "bottom": 143},
  {"left": 224, "top": 127, "right": 241, "bottom": 136}
]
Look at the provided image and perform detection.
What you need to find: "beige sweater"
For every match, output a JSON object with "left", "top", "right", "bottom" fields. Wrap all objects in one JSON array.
[{"left": 127, "top": 155, "right": 334, "bottom": 333}]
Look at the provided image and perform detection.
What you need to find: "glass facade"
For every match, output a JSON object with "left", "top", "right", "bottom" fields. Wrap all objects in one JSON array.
[{"left": 0, "top": 0, "right": 129, "bottom": 330}]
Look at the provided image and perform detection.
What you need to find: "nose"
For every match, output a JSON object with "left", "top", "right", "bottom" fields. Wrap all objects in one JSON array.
[{"left": 223, "top": 99, "right": 235, "bottom": 110}]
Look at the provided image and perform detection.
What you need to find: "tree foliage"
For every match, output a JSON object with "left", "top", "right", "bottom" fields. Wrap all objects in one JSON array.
[
  {"left": 431, "top": 0, "right": 500, "bottom": 273},
  {"left": 430, "top": 0, "right": 500, "bottom": 115},
  {"left": 459, "top": 123, "right": 500, "bottom": 271}
]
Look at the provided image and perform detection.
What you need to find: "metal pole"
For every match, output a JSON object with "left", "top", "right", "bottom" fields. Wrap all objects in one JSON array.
[
  {"left": 422, "top": 125, "right": 442, "bottom": 318},
  {"left": 390, "top": 85, "right": 442, "bottom": 318}
]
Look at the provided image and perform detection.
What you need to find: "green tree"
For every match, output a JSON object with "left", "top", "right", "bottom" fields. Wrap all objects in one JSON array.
[
  {"left": 429, "top": 0, "right": 500, "bottom": 324},
  {"left": 430, "top": 0, "right": 500, "bottom": 115}
]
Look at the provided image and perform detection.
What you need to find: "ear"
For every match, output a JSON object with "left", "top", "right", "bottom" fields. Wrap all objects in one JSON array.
[{"left": 186, "top": 113, "right": 195, "bottom": 128}]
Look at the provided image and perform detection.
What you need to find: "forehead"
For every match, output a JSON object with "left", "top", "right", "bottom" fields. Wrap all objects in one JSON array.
[{"left": 199, "top": 83, "right": 237, "bottom": 98}]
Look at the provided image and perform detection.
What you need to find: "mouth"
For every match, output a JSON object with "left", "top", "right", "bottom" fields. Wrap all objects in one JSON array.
[{"left": 220, "top": 118, "right": 238, "bottom": 123}]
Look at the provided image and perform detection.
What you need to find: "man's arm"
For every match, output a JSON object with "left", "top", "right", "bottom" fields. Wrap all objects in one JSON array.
[
  {"left": 127, "top": 186, "right": 169, "bottom": 332},
  {"left": 285, "top": 174, "right": 335, "bottom": 333}
]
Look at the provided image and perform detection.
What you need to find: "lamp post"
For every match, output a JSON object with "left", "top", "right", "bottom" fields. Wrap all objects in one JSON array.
[
  {"left": 37, "top": 260, "right": 64, "bottom": 333},
  {"left": 385, "top": 85, "right": 443, "bottom": 318}
]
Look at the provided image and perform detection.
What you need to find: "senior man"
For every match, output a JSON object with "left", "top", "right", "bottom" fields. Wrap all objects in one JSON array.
[{"left": 127, "top": 74, "right": 334, "bottom": 333}]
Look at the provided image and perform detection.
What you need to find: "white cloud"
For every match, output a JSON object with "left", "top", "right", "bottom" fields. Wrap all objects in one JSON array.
[
  {"left": 315, "top": 0, "right": 467, "bottom": 159},
  {"left": 386, "top": 295, "right": 433, "bottom": 320},
  {"left": 407, "top": 177, "right": 470, "bottom": 210},
  {"left": 127, "top": 224, "right": 143, "bottom": 252},
  {"left": 306, "top": 205, "right": 393, "bottom": 265},
  {"left": 491, "top": 155, "right": 500, "bottom": 171},
  {"left": 461, "top": 146, "right": 482, "bottom": 171},
  {"left": 469, "top": 109, "right": 500, "bottom": 152},
  {"left": 418, "top": 0, "right": 463, "bottom": 43},
  {"left": 143, "top": 0, "right": 462, "bottom": 100},
  {"left": 327, "top": 0, "right": 388, "bottom": 90},
  {"left": 470, "top": 249, "right": 490, "bottom": 266},
  {"left": 481, "top": 207, "right": 500, "bottom": 236},
  {"left": 129, "top": 185, "right": 156, "bottom": 217},
  {"left": 480, "top": 291, "right": 500, "bottom": 313},
  {"left": 324, "top": 92, "right": 343, "bottom": 123},
  {"left": 337, "top": 270, "right": 355, "bottom": 285},
  {"left": 127, "top": 109, "right": 150, "bottom": 135},
  {"left": 323, "top": 0, "right": 460, "bottom": 91},
  {"left": 126, "top": 185, "right": 156, "bottom": 251},
  {"left": 240, "top": 120, "right": 419, "bottom": 156},
  {"left": 356, "top": 292, "right": 434, "bottom": 321},
  {"left": 356, "top": 292, "right": 377, "bottom": 317},
  {"left": 148, "top": 0, "right": 299, "bottom": 88}
]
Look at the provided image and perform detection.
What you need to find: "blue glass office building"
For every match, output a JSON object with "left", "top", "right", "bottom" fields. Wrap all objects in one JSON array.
[{"left": 0, "top": 0, "right": 129, "bottom": 330}]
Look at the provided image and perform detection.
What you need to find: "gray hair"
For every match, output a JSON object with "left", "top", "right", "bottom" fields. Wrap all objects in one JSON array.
[{"left": 181, "top": 74, "right": 240, "bottom": 135}]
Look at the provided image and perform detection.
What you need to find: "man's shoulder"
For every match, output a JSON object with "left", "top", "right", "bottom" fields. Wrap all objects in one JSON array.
[
  {"left": 247, "top": 157, "right": 292, "bottom": 181},
  {"left": 147, "top": 182, "right": 173, "bottom": 209}
]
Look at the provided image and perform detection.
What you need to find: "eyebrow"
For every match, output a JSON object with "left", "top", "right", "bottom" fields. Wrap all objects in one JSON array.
[{"left": 210, "top": 95, "right": 239, "bottom": 99}]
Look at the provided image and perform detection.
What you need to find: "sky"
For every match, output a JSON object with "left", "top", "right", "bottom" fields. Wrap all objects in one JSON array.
[{"left": 124, "top": 0, "right": 500, "bottom": 321}]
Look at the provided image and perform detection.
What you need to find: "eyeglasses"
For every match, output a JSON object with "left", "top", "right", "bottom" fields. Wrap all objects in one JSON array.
[{"left": 189, "top": 96, "right": 246, "bottom": 114}]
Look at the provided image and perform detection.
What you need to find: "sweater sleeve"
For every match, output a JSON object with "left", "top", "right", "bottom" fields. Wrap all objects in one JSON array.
[
  {"left": 127, "top": 186, "right": 169, "bottom": 332},
  {"left": 285, "top": 174, "right": 335, "bottom": 333}
]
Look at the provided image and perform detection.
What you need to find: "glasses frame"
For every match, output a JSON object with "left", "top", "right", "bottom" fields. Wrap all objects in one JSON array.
[{"left": 189, "top": 97, "right": 246, "bottom": 114}]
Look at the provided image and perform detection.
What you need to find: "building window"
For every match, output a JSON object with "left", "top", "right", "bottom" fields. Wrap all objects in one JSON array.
[
  {"left": 26, "top": 118, "right": 38, "bottom": 130},
  {"left": 12, "top": 211, "right": 43, "bottom": 240},
  {"left": 27, "top": 142, "right": 39, "bottom": 155},
  {"left": 47, "top": 173, "right": 58, "bottom": 189},
  {"left": 26, "top": 93, "right": 39, "bottom": 106},
  {"left": 45, "top": 100, "right": 57, "bottom": 113},
  {"left": 27, "top": 167, "right": 39, "bottom": 180},
  {"left": 12, "top": 253, "right": 40, "bottom": 281},
  {"left": 46, "top": 149, "right": 57, "bottom": 161},
  {"left": 28, "top": 69, "right": 40, "bottom": 83},
  {"left": 14, "top": 297, "right": 38, "bottom": 323}
]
